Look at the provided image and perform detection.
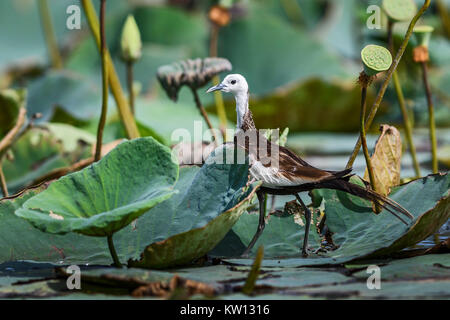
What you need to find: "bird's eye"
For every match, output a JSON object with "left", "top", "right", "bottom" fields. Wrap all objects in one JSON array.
[{"left": 231, "top": 80, "right": 236, "bottom": 85}]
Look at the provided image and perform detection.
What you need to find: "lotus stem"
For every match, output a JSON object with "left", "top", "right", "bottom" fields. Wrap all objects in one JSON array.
[
  {"left": 94, "top": 0, "right": 108, "bottom": 162},
  {"left": 346, "top": 0, "right": 431, "bottom": 169},
  {"left": 37, "top": 0, "right": 62, "bottom": 69},
  {"left": 0, "top": 107, "right": 26, "bottom": 159},
  {"left": 242, "top": 246, "right": 264, "bottom": 295},
  {"left": 126, "top": 62, "right": 135, "bottom": 115},
  {"left": 107, "top": 234, "right": 122, "bottom": 268},
  {"left": 0, "top": 164, "right": 8, "bottom": 197},
  {"left": 81, "top": 0, "right": 140, "bottom": 139},
  {"left": 191, "top": 87, "right": 219, "bottom": 146},
  {"left": 421, "top": 61, "right": 438, "bottom": 173},
  {"left": 387, "top": 20, "right": 421, "bottom": 178},
  {"left": 359, "top": 83, "right": 381, "bottom": 213}
]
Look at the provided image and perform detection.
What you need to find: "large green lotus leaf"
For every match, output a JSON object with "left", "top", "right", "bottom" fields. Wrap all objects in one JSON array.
[
  {"left": 352, "top": 254, "right": 450, "bottom": 281},
  {"left": 224, "top": 174, "right": 449, "bottom": 267},
  {"left": 0, "top": 188, "right": 110, "bottom": 263},
  {"left": 1, "top": 128, "right": 89, "bottom": 197},
  {"left": 0, "top": 147, "right": 252, "bottom": 266},
  {"left": 26, "top": 70, "right": 102, "bottom": 123},
  {"left": 15, "top": 137, "right": 178, "bottom": 236},
  {"left": 211, "top": 210, "right": 322, "bottom": 258},
  {"left": 218, "top": 3, "right": 348, "bottom": 95},
  {"left": 324, "top": 174, "right": 450, "bottom": 259},
  {"left": 0, "top": 89, "right": 26, "bottom": 139},
  {"left": 128, "top": 147, "right": 260, "bottom": 269}
]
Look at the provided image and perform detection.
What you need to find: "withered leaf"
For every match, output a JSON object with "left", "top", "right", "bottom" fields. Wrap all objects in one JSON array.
[{"left": 364, "top": 125, "right": 402, "bottom": 196}]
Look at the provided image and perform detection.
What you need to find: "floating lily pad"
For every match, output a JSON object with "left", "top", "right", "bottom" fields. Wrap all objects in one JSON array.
[
  {"left": 15, "top": 137, "right": 178, "bottom": 237},
  {"left": 288, "top": 278, "right": 450, "bottom": 299},
  {"left": 352, "top": 254, "right": 450, "bottom": 280},
  {"left": 224, "top": 173, "right": 449, "bottom": 267}
]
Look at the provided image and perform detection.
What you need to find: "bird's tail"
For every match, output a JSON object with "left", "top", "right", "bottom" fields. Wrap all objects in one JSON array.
[{"left": 322, "top": 178, "right": 413, "bottom": 225}]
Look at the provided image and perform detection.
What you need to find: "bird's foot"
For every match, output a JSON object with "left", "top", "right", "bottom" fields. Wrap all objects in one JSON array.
[
  {"left": 240, "top": 250, "right": 251, "bottom": 258},
  {"left": 301, "top": 247, "right": 313, "bottom": 258}
]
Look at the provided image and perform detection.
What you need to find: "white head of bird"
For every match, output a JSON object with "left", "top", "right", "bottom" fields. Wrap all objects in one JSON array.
[{"left": 207, "top": 74, "right": 249, "bottom": 129}]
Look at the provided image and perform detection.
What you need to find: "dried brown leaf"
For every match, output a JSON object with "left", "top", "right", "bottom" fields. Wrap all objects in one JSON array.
[{"left": 364, "top": 125, "right": 402, "bottom": 196}]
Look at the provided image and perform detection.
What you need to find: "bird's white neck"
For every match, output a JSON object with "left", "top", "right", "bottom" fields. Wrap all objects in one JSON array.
[{"left": 235, "top": 92, "right": 249, "bottom": 130}]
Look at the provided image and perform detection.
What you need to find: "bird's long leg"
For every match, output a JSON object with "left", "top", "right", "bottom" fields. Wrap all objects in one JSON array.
[
  {"left": 295, "top": 194, "right": 311, "bottom": 257},
  {"left": 242, "top": 190, "right": 266, "bottom": 257}
]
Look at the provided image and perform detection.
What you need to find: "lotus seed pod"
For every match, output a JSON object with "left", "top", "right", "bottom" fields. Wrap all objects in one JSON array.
[
  {"left": 209, "top": 5, "right": 231, "bottom": 27},
  {"left": 120, "top": 15, "right": 142, "bottom": 63},
  {"left": 413, "top": 25, "right": 434, "bottom": 48},
  {"left": 382, "top": 0, "right": 417, "bottom": 22},
  {"left": 361, "top": 45, "right": 392, "bottom": 77}
]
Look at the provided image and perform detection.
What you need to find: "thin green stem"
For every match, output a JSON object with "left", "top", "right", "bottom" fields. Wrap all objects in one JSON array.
[
  {"left": 37, "top": 0, "right": 62, "bottom": 69},
  {"left": 95, "top": 0, "right": 108, "bottom": 162},
  {"left": 242, "top": 246, "right": 264, "bottom": 295},
  {"left": 81, "top": 0, "right": 140, "bottom": 139},
  {"left": 107, "top": 234, "right": 122, "bottom": 268},
  {"left": 387, "top": 21, "right": 421, "bottom": 178},
  {"left": 421, "top": 61, "right": 438, "bottom": 173},
  {"left": 126, "top": 62, "right": 135, "bottom": 115},
  {"left": 0, "top": 163, "right": 8, "bottom": 197},
  {"left": 360, "top": 86, "right": 381, "bottom": 213},
  {"left": 191, "top": 87, "right": 219, "bottom": 146},
  {"left": 346, "top": 0, "right": 431, "bottom": 169}
]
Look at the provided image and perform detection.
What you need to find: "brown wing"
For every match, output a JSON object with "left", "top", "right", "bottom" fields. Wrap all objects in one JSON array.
[
  {"left": 277, "top": 145, "right": 334, "bottom": 182},
  {"left": 234, "top": 129, "right": 336, "bottom": 183}
]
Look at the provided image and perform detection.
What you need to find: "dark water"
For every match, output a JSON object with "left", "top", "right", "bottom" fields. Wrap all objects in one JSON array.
[{"left": 412, "top": 219, "right": 450, "bottom": 249}]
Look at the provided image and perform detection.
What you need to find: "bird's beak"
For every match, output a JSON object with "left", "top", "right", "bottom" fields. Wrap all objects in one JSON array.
[{"left": 206, "top": 83, "right": 226, "bottom": 93}]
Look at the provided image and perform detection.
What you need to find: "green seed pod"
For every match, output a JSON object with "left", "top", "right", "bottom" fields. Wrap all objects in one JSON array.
[
  {"left": 120, "top": 15, "right": 142, "bottom": 63},
  {"left": 382, "top": 0, "right": 417, "bottom": 22},
  {"left": 413, "top": 25, "right": 434, "bottom": 48},
  {"left": 361, "top": 45, "right": 392, "bottom": 76}
]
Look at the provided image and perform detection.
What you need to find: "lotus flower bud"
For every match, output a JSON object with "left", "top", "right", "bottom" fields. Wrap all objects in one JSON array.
[{"left": 120, "top": 15, "right": 142, "bottom": 63}]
